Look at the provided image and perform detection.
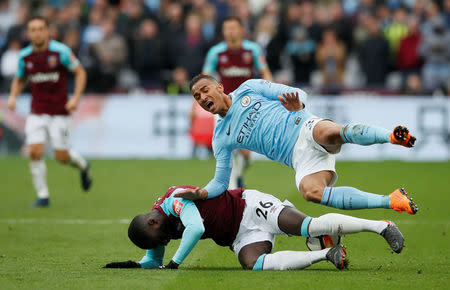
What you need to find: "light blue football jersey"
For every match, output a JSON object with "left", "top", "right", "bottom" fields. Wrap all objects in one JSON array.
[{"left": 204, "top": 79, "right": 312, "bottom": 197}]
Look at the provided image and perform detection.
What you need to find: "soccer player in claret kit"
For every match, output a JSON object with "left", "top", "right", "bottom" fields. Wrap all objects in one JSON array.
[
  {"left": 104, "top": 185, "right": 406, "bottom": 270},
  {"left": 201, "top": 16, "right": 273, "bottom": 189},
  {"left": 7, "top": 16, "right": 92, "bottom": 207}
]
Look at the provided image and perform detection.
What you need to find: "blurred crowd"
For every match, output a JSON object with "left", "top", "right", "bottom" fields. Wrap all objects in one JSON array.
[{"left": 0, "top": 0, "right": 449, "bottom": 95}]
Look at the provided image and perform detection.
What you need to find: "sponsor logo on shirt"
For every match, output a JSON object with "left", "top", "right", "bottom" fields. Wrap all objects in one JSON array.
[
  {"left": 241, "top": 95, "right": 251, "bottom": 107},
  {"left": 48, "top": 55, "right": 58, "bottom": 68},
  {"left": 173, "top": 200, "right": 183, "bottom": 215},
  {"left": 237, "top": 102, "right": 262, "bottom": 143},
  {"left": 29, "top": 72, "right": 60, "bottom": 83},
  {"left": 221, "top": 66, "right": 251, "bottom": 77}
]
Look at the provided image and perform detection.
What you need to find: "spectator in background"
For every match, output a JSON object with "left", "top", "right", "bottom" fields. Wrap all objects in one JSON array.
[
  {"left": 6, "top": 3, "right": 29, "bottom": 47},
  {"left": 161, "top": 2, "right": 184, "bottom": 70},
  {"left": 444, "top": 0, "right": 450, "bottom": 27},
  {"left": 403, "top": 73, "right": 423, "bottom": 95},
  {"left": 384, "top": 6, "right": 409, "bottom": 61},
  {"left": 175, "top": 13, "right": 209, "bottom": 78},
  {"left": 63, "top": 27, "right": 81, "bottom": 55},
  {"left": 81, "top": 6, "right": 104, "bottom": 46},
  {"left": 1, "top": 38, "right": 20, "bottom": 90},
  {"left": 201, "top": 3, "right": 217, "bottom": 43},
  {"left": 166, "top": 67, "right": 190, "bottom": 95},
  {"left": 396, "top": 15, "right": 422, "bottom": 75},
  {"left": 285, "top": 26, "right": 316, "bottom": 85},
  {"left": 92, "top": 18, "right": 128, "bottom": 92},
  {"left": 316, "top": 28, "right": 346, "bottom": 91},
  {"left": 132, "top": 18, "right": 164, "bottom": 87},
  {"left": 329, "top": 0, "right": 354, "bottom": 53},
  {"left": 419, "top": 16, "right": 450, "bottom": 92},
  {"left": 359, "top": 13, "right": 390, "bottom": 87}
]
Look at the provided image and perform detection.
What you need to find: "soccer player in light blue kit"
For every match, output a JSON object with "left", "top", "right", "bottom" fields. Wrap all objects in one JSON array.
[{"left": 175, "top": 74, "right": 418, "bottom": 215}]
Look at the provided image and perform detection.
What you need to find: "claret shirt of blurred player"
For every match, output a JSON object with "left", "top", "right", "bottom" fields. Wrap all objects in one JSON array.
[
  {"left": 153, "top": 185, "right": 245, "bottom": 247},
  {"left": 203, "top": 40, "right": 268, "bottom": 93},
  {"left": 16, "top": 40, "right": 80, "bottom": 115},
  {"left": 204, "top": 79, "right": 311, "bottom": 197}
]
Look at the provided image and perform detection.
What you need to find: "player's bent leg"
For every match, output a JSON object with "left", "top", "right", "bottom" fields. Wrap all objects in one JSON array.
[
  {"left": 312, "top": 120, "right": 344, "bottom": 153},
  {"left": 299, "top": 171, "right": 334, "bottom": 203},
  {"left": 277, "top": 206, "right": 307, "bottom": 236},
  {"left": 55, "top": 149, "right": 92, "bottom": 191},
  {"left": 54, "top": 149, "right": 70, "bottom": 163},
  {"left": 340, "top": 123, "right": 391, "bottom": 146},
  {"left": 238, "top": 241, "right": 272, "bottom": 270}
]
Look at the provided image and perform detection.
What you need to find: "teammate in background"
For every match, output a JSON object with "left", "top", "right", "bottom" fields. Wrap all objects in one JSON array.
[
  {"left": 104, "top": 185, "right": 405, "bottom": 270},
  {"left": 7, "top": 16, "right": 92, "bottom": 207},
  {"left": 197, "top": 16, "right": 273, "bottom": 189},
  {"left": 176, "top": 75, "right": 418, "bottom": 215}
]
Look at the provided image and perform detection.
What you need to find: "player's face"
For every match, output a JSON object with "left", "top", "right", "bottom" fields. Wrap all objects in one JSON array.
[
  {"left": 191, "top": 78, "right": 225, "bottom": 114},
  {"left": 222, "top": 20, "right": 243, "bottom": 43},
  {"left": 27, "top": 19, "right": 49, "bottom": 48},
  {"left": 146, "top": 219, "right": 171, "bottom": 248}
]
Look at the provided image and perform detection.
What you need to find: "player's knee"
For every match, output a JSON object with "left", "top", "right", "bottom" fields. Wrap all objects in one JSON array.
[
  {"left": 29, "top": 149, "right": 42, "bottom": 161},
  {"left": 241, "top": 258, "right": 258, "bottom": 270},
  {"left": 54, "top": 150, "right": 70, "bottom": 163},
  {"left": 300, "top": 185, "right": 324, "bottom": 203}
]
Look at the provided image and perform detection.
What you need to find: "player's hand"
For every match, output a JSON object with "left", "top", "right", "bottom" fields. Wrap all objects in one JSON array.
[
  {"left": 159, "top": 260, "right": 179, "bottom": 269},
  {"left": 7, "top": 97, "right": 16, "bottom": 111},
  {"left": 103, "top": 260, "right": 142, "bottom": 268},
  {"left": 65, "top": 98, "right": 79, "bottom": 112},
  {"left": 173, "top": 187, "right": 208, "bottom": 200},
  {"left": 278, "top": 92, "right": 304, "bottom": 111}
]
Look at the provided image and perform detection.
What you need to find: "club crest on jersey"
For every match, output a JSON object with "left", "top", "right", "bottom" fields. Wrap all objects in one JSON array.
[
  {"left": 173, "top": 200, "right": 183, "bottom": 215},
  {"left": 26, "top": 62, "right": 33, "bottom": 69},
  {"left": 48, "top": 55, "right": 58, "bottom": 68},
  {"left": 219, "top": 55, "right": 228, "bottom": 63},
  {"left": 243, "top": 52, "right": 252, "bottom": 64},
  {"left": 241, "top": 95, "right": 251, "bottom": 107}
]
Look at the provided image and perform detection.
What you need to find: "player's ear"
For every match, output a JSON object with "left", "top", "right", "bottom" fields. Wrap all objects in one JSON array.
[
  {"left": 148, "top": 218, "right": 157, "bottom": 225},
  {"left": 217, "top": 83, "right": 224, "bottom": 93}
]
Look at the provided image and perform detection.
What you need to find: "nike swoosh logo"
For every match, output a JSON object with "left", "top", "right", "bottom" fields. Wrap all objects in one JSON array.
[{"left": 226, "top": 125, "right": 231, "bottom": 135}]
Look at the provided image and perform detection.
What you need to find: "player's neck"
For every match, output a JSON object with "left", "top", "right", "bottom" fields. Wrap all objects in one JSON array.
[
  {"left": 227, "top": 39, "right": 242, "bottom": 49},
  {"left": 218, "top": 94, "right": 232, "bottom": 117},
  {"left": 33, "top": 39, "right": 49, "bottom": 52}
]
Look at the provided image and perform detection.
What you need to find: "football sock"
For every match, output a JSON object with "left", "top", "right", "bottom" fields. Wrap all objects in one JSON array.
[
  {"left": 300, "top": 213, "right": 389, "bottom": 237},
  {"left": 68, "top": 150, "right": 88, "bottom": 170},
  {"left": 30, "top": 160, "right": 49, "bottom": 199},
  {"left": 321, "top": 186, "right": 390, "bottom": 210},
  {"left": 253, "top": 250, "right": 329, "bottom": 270},
  {"left": 340, "top": 124, "right": 390, "bottom": 145}
]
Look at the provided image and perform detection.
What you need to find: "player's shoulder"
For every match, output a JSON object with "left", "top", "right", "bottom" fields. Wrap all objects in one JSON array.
[
  {"left": 207, "top": 41, "right": 228, "bottom": 55},
  {"left": 18, "top": 44, "right": 33, "bottom": 58},
  {"left": 242, "top": 40, "right": 262, "bottom": 53},
  {"left": 48, "top": 40, "right": 72, "bottom": 55},
  {"left": 239, "top": 79, "right": 267, "bottom": 89}
]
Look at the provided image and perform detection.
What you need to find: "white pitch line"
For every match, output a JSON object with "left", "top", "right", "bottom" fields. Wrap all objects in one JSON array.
[
  {"left": 0, "top": 218, "right": 448, "bottom": 225},
  {"left": 0, "top": 218, "right": 131, "bottom": 225}
]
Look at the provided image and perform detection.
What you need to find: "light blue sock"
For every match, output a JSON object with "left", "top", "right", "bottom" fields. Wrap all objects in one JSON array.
[
  {"left": 252, "top": 254, "right": 266, "bottom": 270},
  {"left": 320, "top": 187, "right": 390, "bottom": 210},
  {"left": 340, "top": 124, "right": 390, "bottom": 145}
]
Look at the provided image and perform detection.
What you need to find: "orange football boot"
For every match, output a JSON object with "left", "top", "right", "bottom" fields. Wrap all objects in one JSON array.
[
  {"left": 390, "top": 125, "right": 416, "bottom": 147},
  {"left": 390, "top": 188, "right": 418, "bottom": 214}
]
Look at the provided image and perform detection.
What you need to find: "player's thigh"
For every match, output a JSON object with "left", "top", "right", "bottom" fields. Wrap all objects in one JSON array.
[
  {"left": 238, "top": 241, "right": 272, "bottom": 270},
  {"left": 242, "top": 189, "right": 287, "bottom": 234},
  {"left": 277, "top": 206, "right": 308, "bottom": 236},
  {"left": 25, "top": 115, "right": 48, "bottom": 147},
  {"left": 312, "top": 120, "right": 343, "bottom": 151},
  {"left": 48, "top": 116, "right": 71, "bottom": 150}
]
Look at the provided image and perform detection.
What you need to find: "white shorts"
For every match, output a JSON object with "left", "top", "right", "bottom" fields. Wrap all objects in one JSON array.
[
  {"left": 232, "top": 189, "right": 294, "bottom": 256},
  {"left": 292, "top": 116, "right": 338, "bottom": 189},
  {"left": 25, "top": 114, "right": 71, "bottom": 150}
]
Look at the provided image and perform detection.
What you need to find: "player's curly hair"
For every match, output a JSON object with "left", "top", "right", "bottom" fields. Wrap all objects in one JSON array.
[
  {"left": 128, "top": 214, "right": 152, "bottom": 249},
  {"left": 189, "top": 73, "right": 218, "bottom": 91}
]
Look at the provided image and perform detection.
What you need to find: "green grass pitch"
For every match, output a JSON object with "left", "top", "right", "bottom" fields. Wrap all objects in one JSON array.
[{"left": 1, "top": 157, "right": 449, "bottom": 289}]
